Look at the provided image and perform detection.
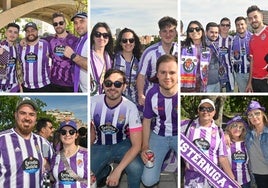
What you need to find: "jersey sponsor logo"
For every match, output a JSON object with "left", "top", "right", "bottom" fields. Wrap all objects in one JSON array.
[
  {"left": 193, "top": 138, "right": 210, "bottom": 151},
  {"left": 232, "top": 151, "right": 246, "bottom": 163},
  {"left": 22, "top": 156, "right": 40, "bottom": 174},
  {"left": 99, "top": 123, "right": 119, "bottom": 134},
  {"left": 59, "top": 170, "right": 76, "bottom": 185},
  {"left": 25, "top": 52, "right": 38, "bottom": 63},
  {"left": 54, "top": 45, "right": 65, "bottom": 57}
]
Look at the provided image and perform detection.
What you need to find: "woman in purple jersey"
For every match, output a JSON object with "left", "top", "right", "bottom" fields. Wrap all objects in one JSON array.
[
  {"left": 180, "top": 20, "right": 211, "bottom": 92},
  {"left": 225, "top": 116, "right": 251, "bottom": 188},
  {"left": 90, "top": 22, "right": 113, "bottom": 95},
  {"left": 114, "top": 28, "right": 142, "bottom": 109},
  {"left": 51, "top": 120, "right": 87, "bottom": 188}
]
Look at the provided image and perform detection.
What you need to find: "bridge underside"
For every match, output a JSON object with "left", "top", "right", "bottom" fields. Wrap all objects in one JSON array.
[{"left": 0, "top": 0, "right": 86, "bottom": 29}]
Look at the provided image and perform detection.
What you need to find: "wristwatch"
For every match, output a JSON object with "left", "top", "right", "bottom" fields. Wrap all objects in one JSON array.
[{"left": 70, "top": 53, "right": 77, "bottom": 61}]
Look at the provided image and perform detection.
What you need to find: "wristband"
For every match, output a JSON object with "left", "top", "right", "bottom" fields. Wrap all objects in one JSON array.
[{"left": 70, "top": 53, "right": 77, "bottom": 61}]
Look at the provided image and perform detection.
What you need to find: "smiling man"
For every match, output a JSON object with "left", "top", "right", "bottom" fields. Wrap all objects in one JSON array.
[
  {"left": 91, "top": 68, "right": 143, "bottom": 188},
  {"left": 0, "top": 97, "right": 53, "bottom": 187}
]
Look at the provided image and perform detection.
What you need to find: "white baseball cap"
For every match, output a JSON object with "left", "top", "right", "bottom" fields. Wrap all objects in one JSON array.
[{"left": 198, "top": 98, "right": 215, "bottom": 109}]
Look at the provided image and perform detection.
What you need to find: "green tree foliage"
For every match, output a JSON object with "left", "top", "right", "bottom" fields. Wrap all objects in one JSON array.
[
  {"left": 181, "top": 96, "right": 268, "bottom": 121},
  {"left": 0, "top": 96, "right": 56, "bottom": 131}
]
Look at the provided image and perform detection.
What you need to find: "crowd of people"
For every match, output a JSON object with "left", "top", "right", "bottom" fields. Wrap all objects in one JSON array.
[
  {"left": 181, "top": 5, "right": 268, "bottom": 92},
  {"left": 0, "top": 11, "right": 88, "bottom": 92},
  {"left": 90, "top": 16, "right": 178, "bottom": 187}
]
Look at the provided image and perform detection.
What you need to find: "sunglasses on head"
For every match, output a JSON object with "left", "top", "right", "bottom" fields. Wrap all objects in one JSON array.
[
  {"left": 121, "top": 38, "right": 135, "bottom": 44},
  {"left": 53, "top": 21, "right": 64, "bottom": 27},
  {"left": 59, "top": 129, "right": 76, "bottom": 136},
  {"left": 103, "top": 80, "right": 124, "bottom": 88},
  {"left": 94, "top": 31, "right": 109, "bottom": 39},
  {"left": 188, "top": 27, "right": 202, "bottom": 33},
  {"left": 198, "top": 106, "right": 214, "bottom": 112},
  {"left": 220, "top": 24, "right": 230, "bottom": 27}
]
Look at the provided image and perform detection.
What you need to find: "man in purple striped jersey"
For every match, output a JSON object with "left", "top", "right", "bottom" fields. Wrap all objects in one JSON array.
[
  {"left": 136, "top": 16, "right": 178, "bottom": 107},
  {"left": 181, "top": 98, "right": 236, "bottom": 187},
  {"left": 64, "top": 12, "right": 88, "bottom": 92},
  {"left": 141, "top": 54, "right": 178, "bottom": 187},
  {"left": 91, "top": 69, "right": 143, "bottom": 188},
  {"left": 0, "top": 97, "right": 53, "bottom": 187},
  {"left": 49, "top": 12, "right": 79, "bottom": 92},
  {"left": 0, "top": 23, "right": 22, "bottom": 92},
  {"left": 19, "top": 22, "right": 52, "bottom": 92}
]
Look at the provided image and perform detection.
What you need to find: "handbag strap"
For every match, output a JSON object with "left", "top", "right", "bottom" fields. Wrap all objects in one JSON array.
[{"left": 60, "top": 150, "right": 88, "bottom": 185}]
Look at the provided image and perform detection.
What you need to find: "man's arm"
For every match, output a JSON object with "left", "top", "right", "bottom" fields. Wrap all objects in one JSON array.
[
  {"left": 64, "top": 46, "right": 87, "bottom": 71},
  {"left": 245, "top": 56, "right": 253, "bottom": 92},
  {"left": 219, "top": 156, "right": 236, "bottom": 181},
  {"left": 136, "top": 74, "right": 146, "bottom": 106},
  {"left": 140, "top": 118, "right": 152, "bottom": 164}
]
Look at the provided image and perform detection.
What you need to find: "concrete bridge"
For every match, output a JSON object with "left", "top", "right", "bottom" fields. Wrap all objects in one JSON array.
[{"left": 0, "top": 0, "right": 86, "bottom": 29}]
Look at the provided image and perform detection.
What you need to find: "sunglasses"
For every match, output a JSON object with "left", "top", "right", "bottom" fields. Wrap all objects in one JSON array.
[
  {"left": 188, "top": 27, "right": 202, "bottom": 33},
  {"left": 248, "top": 111, "right": 261, "bottom": 119},
  {"left": 220, "top": 24, "right": 230, "bottom": 27},
  {"left": 121, "top": 38, "right": 135, "bottom": 44},
  {"left": 53, "top": 21, "right": 64, "bottom": 27},
  {"left": 231, "top": 123, "right": 244, "bottom": 130},
  {"left": 59, "top": 129, "right": 77, "bottom": 136},
  {"left": 103, "top": 80, "right": 124, "bottom": 88},
  {"left": 198, "top": 106, "right": 214, "bottom": 112},
  {"left": 94, "top": 31, "right": 109, "bottom": 39}
]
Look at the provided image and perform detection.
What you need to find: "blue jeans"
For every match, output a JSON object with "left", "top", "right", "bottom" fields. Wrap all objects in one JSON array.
[
  {"left": 207, "top": 82, "right": 221, "bottom": 92},
  {"left": 234, "top": 72, "right": 249, "bottom": 92},
  {"left": 91, "top": 139, "right": 143, "bottom": 188},
  {"left": 141, "top": 132, "right": 178, "bottom": 187}
]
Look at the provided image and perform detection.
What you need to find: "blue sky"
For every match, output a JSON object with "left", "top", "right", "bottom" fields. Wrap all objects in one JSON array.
[
  {"left": 27, "top": 95, "right": 88, "bottom": 124},
  {"left": 91, "top": 0, "right": 178, "bottom": 36},
  {"left": 181, "top": 0, "right": 268, "bottom": 32}
]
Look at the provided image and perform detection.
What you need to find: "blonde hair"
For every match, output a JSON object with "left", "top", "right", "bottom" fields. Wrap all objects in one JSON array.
[{"left": 225, "top": 122, "right": 247, "bottom": 141}]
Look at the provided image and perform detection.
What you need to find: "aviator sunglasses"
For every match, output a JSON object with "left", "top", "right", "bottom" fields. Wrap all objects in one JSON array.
[
  {"left": 198, "top": 106, "right": 214, "bottom": 112},
  {"left": 104, "top": 80, "right": 124, "bottom": 88},
  {"left": 53, "top": 21, "right": 64, "bottom": 27},
  {"left": 59, "top": 129, "right": 77, "bottom": 136},
  {"left": 188, "top": 27, "right": 202, "bottom": 33},
  {"left": 121, "top": 38, "right": 135, "bottom": 44},
  {"left": 94, "top": 31, "right": 109, "bottom": 39}
]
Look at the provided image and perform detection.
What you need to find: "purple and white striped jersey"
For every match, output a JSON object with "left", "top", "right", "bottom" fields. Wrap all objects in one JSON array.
[
  {"left": 218, "top": 35, "right": 235, "bottom": 89},
  {"left": 19, "top": 39, "right": 51, "bottom": 89},
  {"left": 143, "top": 85, "right": 178, "bottom": 137},
  {"left": 181, "top": 119, "right": 228, "bottom": 171},
  {"left": 90, "top": 49, "right": 113, "bottom": 95},
  {"left": 0, "top": 128, "right": 53, "bottom": 188},
  {"left": 227, "top": 141, "right": 251, "bottom": 185},
  {"left": 51, "top": 147, "right": 87, "bottom": 188},
  {"left": 113, "top": 52, "right": 139, "bottom": 104},
  {"left": 49, "top": 34, "right": 78, "bottom": 87},
  {"left": 91, "top": 94, "right": 142, "bottom": 145},
  {"left": 0, "top": 40, "right": 18, "bottom": 87},
  {"left": 138, "top": 41, "right": 178, "bottom": 94}
]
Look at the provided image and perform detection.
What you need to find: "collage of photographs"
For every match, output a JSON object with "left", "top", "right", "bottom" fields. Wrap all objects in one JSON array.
[{"left": 0, "top": 0, "right": 268, "bottom": 188}]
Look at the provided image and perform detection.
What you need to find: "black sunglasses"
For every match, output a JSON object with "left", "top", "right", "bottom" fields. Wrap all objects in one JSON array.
[
  {"left": 198, "top": 106, "right": 214, "bottom": 112},
  {"left": 94, "top": 31, "right": 109, "bottom": 39},
  {"left": 53, "top": 21, "right": 65, "bottom": 27},
  {"left": 121, "top": 38, "right": 135, "bottom": 44},
  {"left": 188, "top": 27, "right": 202, "bottom": 33},
  {"left": 220, "top": 24, "right": 230, "bottom": 27},
  {"left": 59, "top": 129, "right": 77, "bottom": 136},
  {"left": 104, "top": 80, "right": 124, "bottom": 88}
]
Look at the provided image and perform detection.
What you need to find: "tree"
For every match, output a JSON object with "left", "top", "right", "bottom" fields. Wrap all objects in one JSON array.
[{"left": 0, "top": 96, "right": 54, "bottom": 131}]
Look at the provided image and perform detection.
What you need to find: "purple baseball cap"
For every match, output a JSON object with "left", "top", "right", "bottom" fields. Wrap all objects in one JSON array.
[
  {"left": 246, "top": 100, "right": 265, "bottom": 114},
  {"left": 226, "top": 115, "right": 248, "bottom": 128},
  {"left": 59, "top": 120, "right": 77, "bottom": 130}
]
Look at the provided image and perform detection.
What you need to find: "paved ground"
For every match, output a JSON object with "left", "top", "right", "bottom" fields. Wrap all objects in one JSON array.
[{"left": 99, "top": 172, "right": 178, "bottom": 188}]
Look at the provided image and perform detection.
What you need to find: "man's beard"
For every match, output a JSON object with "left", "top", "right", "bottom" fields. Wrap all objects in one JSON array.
[{"left": 26, "top": 35, "right": 38, "bottom": 42}]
